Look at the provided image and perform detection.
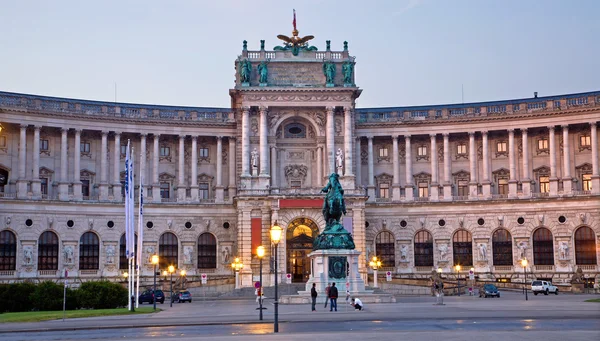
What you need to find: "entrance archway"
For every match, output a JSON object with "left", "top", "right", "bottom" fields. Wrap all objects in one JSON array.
[{"left": 286, "top": 218, "right": 319, "bottom": 283}]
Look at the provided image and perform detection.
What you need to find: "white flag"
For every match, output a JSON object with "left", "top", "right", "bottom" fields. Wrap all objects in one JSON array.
[
  {"left": 125, "top": 141, "right": 131, "bottom": 259},
  {"left": 137, "top": 172, "right": 144, "bottom": 269},
  {"left": 128, "top": 148, "right": 135, "bottom": 259}
]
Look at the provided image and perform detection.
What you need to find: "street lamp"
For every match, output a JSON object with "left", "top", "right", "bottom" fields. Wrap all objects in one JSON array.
[
  {"left": 231, "top": 257, "right": 243, "bottom": 289},
  {"left": 257, "top": 245, "right": 265, "bottom": 321},
  {"left": 168, "top": 265, "right": 175, "bottom": 307},
  {"left": 180, "top": 269, "right": 187, "bottom": 291},
  {"left": 270, "top": 220, "right": 282, "bottom": 333},
  {"left": 369, "top": 256, "right": 381, "bottom": 288},
  {"left": 455, "top": 265, "right": 461, "bottom": 296},
  {"left": 521, "top": 258, "right": 528, "bottom": 301},
  {"left": 151, "top": 255, "right": 159, "bottom": 311},
  {"left": 162, "top": 270, "right": 168, "bottom": 281}
]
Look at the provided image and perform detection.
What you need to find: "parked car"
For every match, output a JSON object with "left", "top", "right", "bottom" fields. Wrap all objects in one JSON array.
[
  {"left": 139, "top": 289, "right": 165, "bottom": 304},
  {"left": 479, "top": 284, "right": 500, "bottom": 298},
  {"left": 175, "top": 290, "right": 192, "bottom": 303},
  {"left": 531, "top": 280, "right": 559, "bottom": 295}
]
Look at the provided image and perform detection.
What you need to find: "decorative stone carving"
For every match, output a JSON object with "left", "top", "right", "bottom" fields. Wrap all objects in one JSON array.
[
  {"left": 268, "top": 113, "right": 280, "bottom": 131},
  {"left": 167, "top": 220, "right": 173, "bottom": 229},
  {"left": 399, "top": 244, "right": 409, "bottom": 262},
  {"left": 419, "top": 217, "right": 426, "bottom": 228},
  {"left": 537, "top": 214, "right": 545, "bottom": 225},
  {"left": 361, "top": 148, "right": 368, "bottom": 165},
  {"left": 244, "top": 94, "right": 352, "bottom": 102},
  {"left": 558, "top": 241, "right": 569, "bottom": 260},
  {"left": 222, "top": 246, "right": 230, "bottom": 265},
  {"left": 478, "top": 243, "right": 488, "bottom": 261},
  {"left": 63, "top": 245, "right": 74, "bottom": 264},
  {"left": 284, "top": 164, "right": 308, "bottom": 182},
  {"left": 497, "top": 216, "right": 504, "bottom": 227},
  {"left": 335, "top": 118, "right": 342, "bottom": 136},
  {"left": 517, "top": 241, "right": 528, "bottom": 259},
  {"left": 251, "top": 148, "right": 259, "bottom": 168},
  {"left": 106, "top": 245, "right": 116, "bottom": 264},
  {"left": 288, "top": 151, "right": 304, "bottom": 160},
  {"left": 579, "top": 212, "right": 587, "bottom": 224},
  {"left": 5, "top": 216, "right": 10, "bottom": 225},
  {"left": 335, "top": 148, "right": 344, "bottom": 171},
  {"left": 183, "top": 246, "right": 194, "bottom": 265},
  {"left": 438, "top": 243, "right": 449, "bottom": 262},
  {"left": 88, "top": 219, "right": 94, "bottom": 230},
  {"left": 458, "top": 217, "right": 464, "bottom": 228},
  {"left": 47, "top": 216, "right": 54, "bottom": 229},
  {"left": 23, "top": 246, "right": 34, "bottom": 265},
  {"left": 145, "top": 246, "right": 155, "bottom": 264}
]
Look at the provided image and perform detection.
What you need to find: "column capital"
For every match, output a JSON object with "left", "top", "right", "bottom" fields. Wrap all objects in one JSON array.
[
  {"left": 468, "top": 131, "right": 475, "bottom": 137},
  {"left": 326, "top": 106, "right": 335, "bottom": 114},
  {"left": 508, "top": 128, "right": 514, "bottom": 134},
  {"left": 241, "top": 106, "right": 251, "bottom": 113},
  {"left": 481, "top": 130, "right": 488, "bottom": 136},
  {"left": 520, "top": 128, "right": 528, "bottom": 134},
  {"left": 442, "top": 132, "right": 449, "bottom": 138},
  {"left": 343, "top": 106, "right": 353, "bottom": 113},
  {"left": 392, "top": 134, "right": 400, "bottom": 140},
  {"left": 590, "top": 122, "right": 597, "bottom": 128},
  {"left": 429, "top": 133, "right": 437, "bottom": 138},
  {"left": 547, "top": 126, "right": 555, "bottom": 131},
  {"left": 113, "top": 130, "right": 122, "bottom": 136},
  {"left": 561, "top": 124, "right": 569, "bottom": 130},
  {"left": 153, "top": 133, "right": 161, "bottom": 138},
  {"left": 33, "top": 125, "right": 42, "bottom": 131},
  {"left": 229, "top": 136, "right": 236, "bottom": 141},
  {"left": 74, "top": 128, "right": 82, "bottom": 134},
  {"left": 139, "top": 133, "right": 148, "bottom": 138},
  {"left": 216, "top": 136, "right": 223, "bottom": 141},
  {"left": 355, "top": 136, "right": 362, "bottom": 141},
  {"left": 404, "top": 135, "right": 411, "bottom": 140},
  {"left": 179, "top": 134, "right": 186, "bottom": 139},
  {"left": 61, "top": 127, "right": 69, "bottom": 133},
  {"left": 101, "top": 130, "right": 109, "bottom": 136},
  {"left": 191, "top": 135, "right": 198, "bottom": 141},
  {"left": 19, "top": 124, "right": 28, "bottom": 130},
  {"left": 367, "top": 135, "right": 374, "bottom": 141},
  {"left": 259, "top": 106, "right": 268, "bottom": 113}
]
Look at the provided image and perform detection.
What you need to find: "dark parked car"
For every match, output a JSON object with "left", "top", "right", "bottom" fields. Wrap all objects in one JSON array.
[
  {"left": 139, "top": 289, "right": 165, "bottom": 304},
  {"left": 175, "top": 290, "right": 192, "bottom": 303},
  {"left": 479, "top": 284, "right": 500, "bottom": 298}
]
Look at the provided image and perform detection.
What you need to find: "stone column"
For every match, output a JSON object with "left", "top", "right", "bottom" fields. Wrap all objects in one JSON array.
[
  {"left": 98, "top": 131, "right": 109, "bottom": 200},
  {"left": 481, "top": 131, "right": 491, "bottom": 198},
  {"left": 561, "top": 125, "right": 572, "bottom": 194},
  {"left": 270, "top": 146, "right": 278, "bottom": 191},
  {"left": 73, "top": 129, "right": 82, "bottom": 200},
  {"left": 549, "top": 126, "right": 559, "bottom": 195},
  {"left": 215, "top": 136, "right": 224, "bottom": 202},
  {"left": 468, "top": 132, "right": 478, "bottom": 199},
  {"left": 112, "top": 132, "right": 122, "bottom": 201},
  {"left": 259, "top": 107, "right": 269, "bottom": 178},
  {"left": 429, "top": 134, "right": 439, "bottom": 201},
  {"left": 177, "top": 135, "right": 186, "bottom": 201},
  {"left": 31, "top": 126, "right": 41, "bottom": 198},
  {"left": 343, "top": 107, "right": 354, "bottom": 177},
  {"left": 590, "top": 122, "right": 600, "bottom": 194},
  {"left": 392, "top": 135, "right": 401, "bottom": 201},
  {"left": 152, "top": 134, "right": 161, "bottom": 203},
  {"left": 508, "top": 129, "right": 518, "bottom": 198},
  {"left": 317, "top": 145, "right": 323, "bottom": 186},
  {"left": 326, "top": 106, "right": 335, "bottom": 175},
  {"left": 190, "top": 136, "right": 198, "bottom": 201},
  {"left": 367, "top": 136, "right": 375, "bottom": 201},
  {"left": 58, "top": 128, "right": 69, "bottom": 201},
  {"left": 139, "top": 133, "right": 147, "bottom": 199},
  {"left": 241, "top": 107, "right": 251, "bottom": 177},
  {"left": 521, "top": 129, "right": 531, "bottom": 196},
  {"left": 228, "top": 137, "right": 237, "bottom": 199},
  {"left": 442, "top": 133, "right": 452, "bottom": 200},
  {"left": 404, "top": 135, "right": 414, "bottom": 201},
  {"left": 355, "top": 137, "right": 362, "bottom": 188},
  {"left": 16, "top": 125, "right": 28, "bottom": 199}
]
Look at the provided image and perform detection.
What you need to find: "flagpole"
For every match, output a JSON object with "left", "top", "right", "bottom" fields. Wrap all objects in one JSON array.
[
  {"left": 130, "top": 147, "right": 135, "bottom": 311},
  {"left": 125, "top": 141, "right": 131, "bottom": 310},
  {"left": 136, "top": 154, "right": 144, "bottom": 308}
]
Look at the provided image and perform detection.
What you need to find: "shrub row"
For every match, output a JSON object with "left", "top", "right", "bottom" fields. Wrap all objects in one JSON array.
[{"left": 0, "top": 281, "right": 128, "bottom": 313}]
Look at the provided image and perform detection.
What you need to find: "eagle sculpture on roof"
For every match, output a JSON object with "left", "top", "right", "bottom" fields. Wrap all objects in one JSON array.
[{"left": 274, "top": 10, "right": 317, "bottom": 56}]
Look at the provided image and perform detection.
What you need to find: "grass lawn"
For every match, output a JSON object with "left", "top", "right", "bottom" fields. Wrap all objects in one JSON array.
[
  {"left": 0, "top": 307, "right": 159, "bottom": 323},
  {"left": 584, "top": 298, "right": 600, "bottom": 303}
]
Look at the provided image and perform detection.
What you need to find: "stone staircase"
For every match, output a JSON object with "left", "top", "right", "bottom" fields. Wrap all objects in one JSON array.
[{"left": 217, "top": 283, "right": 306, "bottom": 299}]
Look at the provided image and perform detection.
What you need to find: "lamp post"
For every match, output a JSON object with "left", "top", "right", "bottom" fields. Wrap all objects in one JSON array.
[
  {"left": 270, "top": 220, "right": 282, "bottom": 333},
  {"left": 168, "top": 265, "right": 175, "bottom": 307},
  {"left": 180, "top": 269, "right": 187, "bottom": 292},
  {"left": 521, "top": 258, "right": 528, "bottom": 301},
  {"left": 455, "top": 265, "right": 461, "bottom": 296},
  {"left": 257, "top": 245, "right": 265, "bottom": 321},
  {"left": 231, "top": 257, "right": 243, "bottom": 289},
  {"left": 151, "top": 255, "right": 159, "bottom": 311},
  {"left": 369, "top": 256, "right": 381, "bottom": 288}
]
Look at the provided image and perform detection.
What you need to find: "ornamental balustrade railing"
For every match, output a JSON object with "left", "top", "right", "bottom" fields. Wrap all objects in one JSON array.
[
  {"left": 0, "top": 92, "right": 234, "bottom": 123},
  {"left": 242, "top": 49, "right": 348, "bottom": 61}
]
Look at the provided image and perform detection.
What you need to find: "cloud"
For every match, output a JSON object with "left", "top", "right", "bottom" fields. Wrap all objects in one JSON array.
[{"left": 392, "top": 0, "right": 425, "bottom": 16}]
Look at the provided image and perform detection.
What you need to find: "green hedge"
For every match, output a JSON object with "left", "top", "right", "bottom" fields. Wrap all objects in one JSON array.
[
  {"left": 77, "top": 281, "right": 128, "bottom": 309},
  {"left": 0, "top": 282, "right": 36, "bottom": 312}
]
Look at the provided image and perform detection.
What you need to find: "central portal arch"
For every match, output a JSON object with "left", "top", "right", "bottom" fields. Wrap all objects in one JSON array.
[{"left": 286, "top": 217, "right": 319, "bottom": 283}]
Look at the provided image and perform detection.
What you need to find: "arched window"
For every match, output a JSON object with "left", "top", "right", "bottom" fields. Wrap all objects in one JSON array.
[
  {"left": 119, "top": 233, "right": 138, "bottom": 270},
  {"left": 79, "top": 232, "right": 99, "bottom": 270},
  {"left": 492, "top": 229, "right": 513, "bottom": 266},
  {"left": 533, "top": 228, "right": 554, "bottom": 265},
  {"left": 0, "top": 230, "right": 17, "bottom": 271},
  {"left": 197, "top": 233, "right": 217, "bottom": 269},
  {"left": 414, "top": 230, "right": 433, "bottom": 267},
  {"left": 452, "top": 230, "right": 473, "bottom": 266},
  {"left": 38, "top": 231, "right": 59, "bottom": 270},
  {"left": 159, "top": 232, "right": 178, "bottom": 269},
  {"left": 375, "top": 231, "right": 395, "bottom": 267},
  {"left": 575, "top": 226, "right": 597, "bottom": 265}
]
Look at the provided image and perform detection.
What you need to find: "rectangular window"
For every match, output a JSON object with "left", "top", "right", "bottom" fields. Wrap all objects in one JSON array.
[
  {"left": 539, "top": 176, "right": 550, "bottom": 193},
  {"left": 417, "top": 146, "right": 427, "bottom": 156},
  {"left": 199, "top": 148, "right": 209, "bottom": 158},
  {"left": 40, "top": 177, "right": 48, "bottom": 195},
  {"left": 582, "top": 174, "right": 592, "bottom": 191},
  {"left": 199, "top": 182, "right": 209, "bottom": 199},
  {"left": 457, "top": 144, "right": 467, "bottom": 155},
  {"left": 160, "top": 146, "right": 170, "bottom": 157},
  {"left": 457, "top": 180, "right": 468, "bottom": 197},
  {"left": 81, "top": 179, "right": 90, "bottom": 197},
  {"left": 379, "top": 183, "right": 389, "bottom": 198},
  {"left": 538, "top": 138, "right": 549, "bottom": 151},
  {"left": 120, "top": 145, "right": 128, "bottom": 155},
  {"left": 497, "top": 142, "right": 507, "bottom": 153},
  {"left": 80, "top": 142, "right": 91, "bottom": 153},
  {"left": 379, "top": 148, "right": 388, "bottom": 158},
  {"left": 580, "top": 135, "right": 591, "bottom": 147},
  {"left": 160, "top": 182, "right": 170, "bottom": 199},
  {"left": 418, "top": 182, "right": 429, "bottom": 198},
  {"left": 498, "top": 178, "right": 508, "bottom": 195},
  {"left": 40, "top": 139, "right": 49, "bottom": 151}
]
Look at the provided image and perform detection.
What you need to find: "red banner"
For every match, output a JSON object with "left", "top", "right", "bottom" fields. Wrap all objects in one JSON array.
[
  {"left": 251, "top": 218, "right": 262, "bottom": 255},
  {"left": 279, "top": 199, "right": 323, "bottom": 208}
]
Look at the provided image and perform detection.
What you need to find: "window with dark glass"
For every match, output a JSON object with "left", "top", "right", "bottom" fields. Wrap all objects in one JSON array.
[
  {"left": 40, "top": 177, "right": 48, "bottom": 195},
  {"left": 574, "top": 226, "right": 596, "bottom": 265},
  {"left": 533, "top": 228, "right": 554, "bottom": 265},
  {"left": 40, "top": 139, "right": 49, "bottom": 151},
  {"left": 492, "top": 229, "right": 512, "bottom": 266},
  {"left": 199, "top": 182, "right": 209, "bottom": 199},
  {"left": 120, "top": 144, "right": 127, "bottom": 156},
  {"left": 199, "top": 148, "right": 209, "bottom": 158},
  {"left": 160, "top": 182, "right": 170, "bottom": 199},
  {"left": 119, "top": 233, "right": 138, "bottom": 270},
  {"left": 197, "top": 233, "right": 217, "bottom": 268},
  {"left": 79, "top": 232, "right": 99, "bottom": 270},
  {"left": 375, "top": 231, "right": 395, "bottom": 267},
  {"left": 414, "top": 230, "right": 433, "bottom": 266},
  {"left": 452, "top": 230, "right": 473, "bottom": 266},
  {"left": 0, "top": 230, "right": 17, "bottom": 271},
  {"left": 159, "top": 232, "right": 178, "bottom": 269},
  {"left": 38, "top": 231, "right": 59, "bottom": 270},
  {"left": 81, "top": 179, "right": 90, "bottom": 197}
]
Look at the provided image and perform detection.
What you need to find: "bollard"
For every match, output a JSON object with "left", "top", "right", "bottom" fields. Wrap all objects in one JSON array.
[{"left": 131, "top": 295, "right": 135, "bottom": 312}]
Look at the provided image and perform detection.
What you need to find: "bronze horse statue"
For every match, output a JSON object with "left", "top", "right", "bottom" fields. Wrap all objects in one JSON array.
[{"left": 321, "top": 173, "right": 346, "bottom": 229}]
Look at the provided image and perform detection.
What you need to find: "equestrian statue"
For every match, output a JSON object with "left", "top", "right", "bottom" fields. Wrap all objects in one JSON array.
[{"left": 313, "top": 173, "right": 355, "bottom": 250}]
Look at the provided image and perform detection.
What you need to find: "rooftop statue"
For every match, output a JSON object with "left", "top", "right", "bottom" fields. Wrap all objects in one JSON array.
[
  {"left": 342, "top": 61, "right": 354, "bottom": 85},
  {"left": 257, "top": 60, "right": 269, "bottom": 84},
  {"left": 323, "top": 61, "right": 336, "bottom": 85},
  {"left": 238, "top": 59, "right": 252, "bottom": 84},
  {"left": 313, "top": 173, "right": 355, "bottom": 250},
  {"left": 274, "top": 10, "right": 317, "bottom": 56}
]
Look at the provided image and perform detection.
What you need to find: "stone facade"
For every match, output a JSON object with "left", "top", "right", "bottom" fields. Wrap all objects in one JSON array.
[{"left": 0, "top": 39, "right": 599, "bottom": 289}]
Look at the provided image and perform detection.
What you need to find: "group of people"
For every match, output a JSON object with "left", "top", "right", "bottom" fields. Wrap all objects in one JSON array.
[{"left": 310, "top": 282, "right": 363, "bottom": 312}]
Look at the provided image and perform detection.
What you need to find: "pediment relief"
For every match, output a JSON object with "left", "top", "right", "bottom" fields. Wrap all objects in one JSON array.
[
  {"left": 159, "top": 172, "right": 176, "bottom": 181},
  {"left": 198, "top": 173, "right": 214, "bottom": 182},
  {"left": 284, "top": 164, "right": 308, "bottom": 180},
  {"left": 39, "top": 167, "right": 54, "bottom": 177}
]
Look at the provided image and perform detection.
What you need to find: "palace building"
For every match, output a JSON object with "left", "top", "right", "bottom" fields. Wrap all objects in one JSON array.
[{"left": 0, "top": 35, "right": 599, "bottom": 290}]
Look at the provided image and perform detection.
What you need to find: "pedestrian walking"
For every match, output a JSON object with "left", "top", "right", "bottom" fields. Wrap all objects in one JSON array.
[
  {"left": 310, "top": 283, "right": 318, "bottom": 311},
  {"left": 329, "top": 282, "right": 338, "bottom": 311},
  {"left": 324, "top": 283, "right": 331, "bottom": 308}
]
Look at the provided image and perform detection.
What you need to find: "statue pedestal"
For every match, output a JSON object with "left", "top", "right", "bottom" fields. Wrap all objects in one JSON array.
[{"left": 571, "top": 283, "right": 584, "bottom": 294}]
